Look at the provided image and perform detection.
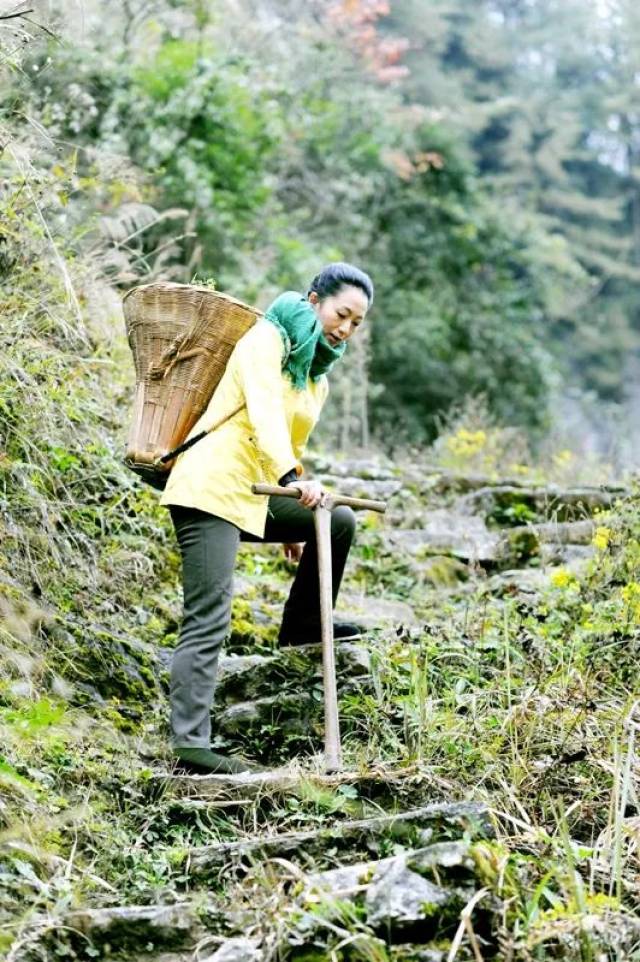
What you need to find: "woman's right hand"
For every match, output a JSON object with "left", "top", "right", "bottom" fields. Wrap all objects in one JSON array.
[{"left": 287, "top": 479, "right": 324, "bottom": 509}]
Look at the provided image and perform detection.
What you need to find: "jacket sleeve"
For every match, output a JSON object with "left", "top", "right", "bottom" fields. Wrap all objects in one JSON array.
[{"left": 233, "top": 322, "right": 300, "bottom": 481}]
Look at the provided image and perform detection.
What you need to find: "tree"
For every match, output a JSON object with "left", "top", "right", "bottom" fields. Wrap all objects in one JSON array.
[{"left": 385, "top": 0, "right": 640, "bottom": 404}]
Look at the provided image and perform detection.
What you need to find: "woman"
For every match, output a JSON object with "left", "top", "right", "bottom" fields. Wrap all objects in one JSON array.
[{"left": 160, "top": 262, "right": 374, "bottom": 775}]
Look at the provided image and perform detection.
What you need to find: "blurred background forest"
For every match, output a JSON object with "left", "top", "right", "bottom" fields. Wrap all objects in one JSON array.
[{"left": 2, "top": 0, "right": 640, "bottom": 467}]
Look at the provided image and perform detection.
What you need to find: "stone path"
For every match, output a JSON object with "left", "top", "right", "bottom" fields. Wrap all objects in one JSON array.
[
  {"left": 53, "top": 789, "right": 494, "bottom": 961},
  {"left": 35, "top": 460, "right": 625, "bottom": 961}
]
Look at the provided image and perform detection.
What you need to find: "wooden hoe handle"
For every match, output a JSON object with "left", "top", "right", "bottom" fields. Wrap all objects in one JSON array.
[
  {"left": 251, "top": 481, "right": 387, "bottom": 774},
  {"left": 251, "top": 483, "right": 386, "bottom": 514}
]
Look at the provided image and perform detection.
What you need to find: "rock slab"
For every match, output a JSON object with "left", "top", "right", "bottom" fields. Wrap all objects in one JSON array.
[
  {"left": 365, "top": 858, "right": 451, "bottom": 928},
  {"left": 202, "top": 938, "right": 262, "bottom": 961}
]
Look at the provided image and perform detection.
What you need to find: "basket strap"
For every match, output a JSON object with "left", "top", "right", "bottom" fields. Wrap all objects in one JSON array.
[
  {"left": 203, "top": 402, "right": 245, "bottom": 439},
  {"left": 156, "top": 402, "right": 246, "bottom": 465}
]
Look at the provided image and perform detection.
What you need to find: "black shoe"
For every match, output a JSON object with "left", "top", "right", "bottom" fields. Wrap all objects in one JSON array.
[
  {"left": 173, "top": 747, "right": 262, "bottom": 775},
  {"left": 278, "top": 621, "right": 363, "bottom": 647}
]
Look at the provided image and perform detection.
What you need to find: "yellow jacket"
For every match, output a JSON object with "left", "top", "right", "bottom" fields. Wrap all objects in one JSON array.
[{"left": 160, "top": 320, "right": 329, "bottom": 536}]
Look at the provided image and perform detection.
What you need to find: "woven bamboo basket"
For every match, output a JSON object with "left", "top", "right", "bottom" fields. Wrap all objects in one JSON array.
[{"left": 123, "top": 282, "right": 260, "bottom": 484}]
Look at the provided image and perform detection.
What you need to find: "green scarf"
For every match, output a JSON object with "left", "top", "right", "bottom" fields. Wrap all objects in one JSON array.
[{"left": 264, "top": 291, "right": 347, "bottom": 390}]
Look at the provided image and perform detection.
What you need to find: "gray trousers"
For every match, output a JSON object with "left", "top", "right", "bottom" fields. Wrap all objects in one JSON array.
[{"left": 168, "top": 496, "right": 356, "bottom": 748}]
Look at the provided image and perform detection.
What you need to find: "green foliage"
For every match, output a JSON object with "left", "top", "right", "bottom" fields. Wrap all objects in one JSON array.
[
  {"left": 389, "top": 0, "right": 640, "bottom": 408},
  {"left": 132, "top": 39, "right": 201, "bottom": 99},
  {"left": 363, "top": 124, "right": 551, "bottom": 440},
  {"left": 12, "top": 7, "right": 559, "bottom": 441},
  {"left": 123, "top": 44, "right": 276, "bottom": 251}
]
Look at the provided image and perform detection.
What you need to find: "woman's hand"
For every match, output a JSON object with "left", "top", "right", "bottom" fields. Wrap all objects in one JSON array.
[
  {"left": 283, "top": 542, "right": 304, "bottom": 563},
  {"left": 287, "top": 478, "right": 324, "bottom": 508}
]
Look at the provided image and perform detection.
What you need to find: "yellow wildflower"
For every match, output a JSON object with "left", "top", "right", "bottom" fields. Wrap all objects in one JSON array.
[
  {"left": 553, "top": 449, "right": 574, "bottom": 467},
  {"left": 592, "top": 526, "right": 611, "bottom": 552},
  {"left": 621, "top": 582, "right": 640, "bottom": 623},
  {"left": 551, "top": 568, "right": 577, "bottom": 589},
  {"left": 622, "top": 582, "right": 640, "bottom": 604},
  {"left": 445, "top": 428, "right": 488, "bottom": 458}
]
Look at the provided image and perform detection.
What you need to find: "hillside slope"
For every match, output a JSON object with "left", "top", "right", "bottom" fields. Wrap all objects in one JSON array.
[{"left": 2, "top": 242, "right": 640, "bottom": 959}]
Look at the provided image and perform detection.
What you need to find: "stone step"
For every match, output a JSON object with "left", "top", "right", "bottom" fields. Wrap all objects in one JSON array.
[
  {"left": 214, "top": 690, "right": 317, "bottom": 736},
  {"left": 522, "top": 518, "right": 596, "bottom": 544},
  {"left": 335, "top": 593, "right": 419, "bottom": 630},
  {"left": 386, "top": 513, "right": 499, "bottom": 563},
  {"left": 203, "top": 939, "right": 262, "bottom": 961},
  {"left": 457, "top": 484, "right": 623, "bottom": 522},
  {"left": 306, "top": 454, "right": 397, "bottom": 482},
  {"left": 151, "top": 765, "right": 435, "bottom": 806},
  {"left": 37, "top": 834, "right": 495, "bottom": 962},
  {"left": 408, "top": 468, "right": 627, "bottom": 499},
  {"left": 290, "top": 838, "right": 498, "bottom": 950},
  {"left": 229, "top": 582, "right": 420, "bottom": 646},
  {"left": 141, "top": 941, "right": 261, "bottom": 962},
  {"left": 39, "top": 903, "right": 203, "bottom": 959},
  {"left": 186, "top": 800, "right": 490, "bottom": 875},
  {"left": 215, "top": 640, "right": 371, "bottom": 706},
  {"left": 213, "top": 683, "right": 374, "bottom": 757},
  {"left": 22, "top": 834, "right": 496, "bottom": 961},
  {"left": 413, "top": 468, "right": 537, "bottom": 495},
  {"left": 539, "top": 542, "right": 594, "bottom": 565},
  {"left": 308, "top": 841, "right": 471, "bottom": 900},
  {"left": 314, "top": 472, "right": 403, "bottom": 501},
  {"left": 385, "top": 515, "right": 601, "bottom": 570},
  {"left": 134, "top": 955, "right": 195, "bottom": 962}
]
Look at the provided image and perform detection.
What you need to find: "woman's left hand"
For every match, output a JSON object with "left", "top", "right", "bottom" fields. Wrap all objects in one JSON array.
[{"left": 283, "top": 542, "right": 304, "bottom": 563}]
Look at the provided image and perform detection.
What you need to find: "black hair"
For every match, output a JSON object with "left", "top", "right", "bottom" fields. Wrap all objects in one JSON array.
[{"left": 308, "top": 261, "right": 374, "bottom": 305}]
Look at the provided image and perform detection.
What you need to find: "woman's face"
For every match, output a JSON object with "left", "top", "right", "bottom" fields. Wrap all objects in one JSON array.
[{"left": 309, "top": 284, "right": 369, "bottom": 347}]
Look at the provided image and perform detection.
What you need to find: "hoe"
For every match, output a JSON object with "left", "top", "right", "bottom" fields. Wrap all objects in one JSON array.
[{"left": 252, "top": 483, "right": 386, "bottom": 774}]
